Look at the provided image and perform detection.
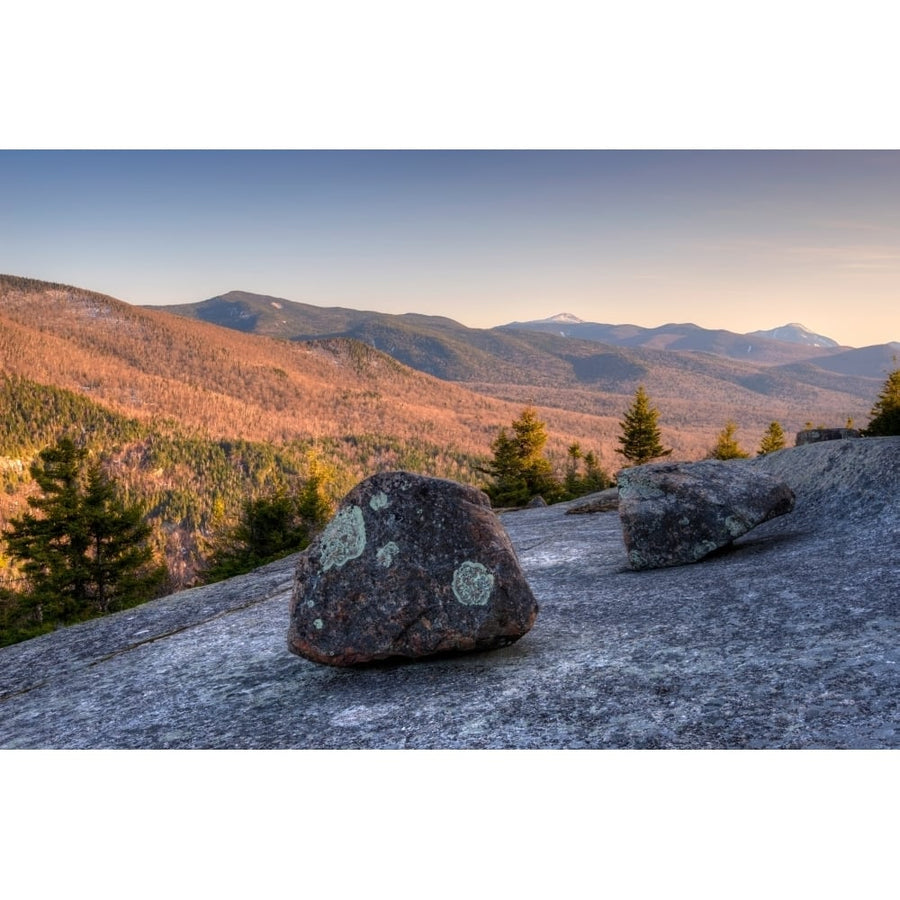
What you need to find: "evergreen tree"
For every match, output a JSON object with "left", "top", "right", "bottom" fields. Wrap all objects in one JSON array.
[
  {"left": 863, "top": 368, "right": 900, "bottom": 436},
  {"left": 205, "top": 476, "right": 334, "bottom": 583},
  {"left": 757, "top": 421, "right": 787, "bottom": 456},
  {"left": 485, "top": 407, "right": 561, "bottom": 506},
  {"left": 4, "top": 437, "right": 165, "bottom": 627},
  {"left": 581, "top": 450, "right": 612, "bottom": 493},
  {"left": 709, "top": 421, "right": 750, "bottom": 460},
  {"left": 616, "top": 386, "right": 671, "bottom": 466},
  {"left": 563, "top": 443, "right": 611, "bottom": 498},
  {"left": 81, "top": 462, "right": 167, "bottom": 613},
  {"left": 564, "top": 443, "right": 583, "bottom": 496},
  {"left": 296, "top": 452, "right": 335, "bottom": 529}
]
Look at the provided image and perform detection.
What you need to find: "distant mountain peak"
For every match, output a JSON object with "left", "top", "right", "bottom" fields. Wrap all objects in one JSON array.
[
  {"left": 542, "top": 313, "right": 585, "bottom": 324},
  {"left": 748, "top": 323, "right": 841, "bottom": 349}
]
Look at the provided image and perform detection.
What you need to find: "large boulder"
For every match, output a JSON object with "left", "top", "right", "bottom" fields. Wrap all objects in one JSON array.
[
  {"left": 288, "top": 471, "right": 539, "bottom": 666},
  {"left": 617, "top": 459, "right": 795, "bottom": 570}
]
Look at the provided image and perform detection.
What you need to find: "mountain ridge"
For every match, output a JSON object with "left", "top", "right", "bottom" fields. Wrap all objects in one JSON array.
[
  {"left": 155, "top": 288, "right": 888, "bottom": 434},
  {"left": 512, "top": 313, "right": 846, "bottom": 352},
  {"left": 2, "top": 275, "right": 892, "bottom": 466},
  {"left": 747, "top": 322, "right": 841, "bottom": 348}
]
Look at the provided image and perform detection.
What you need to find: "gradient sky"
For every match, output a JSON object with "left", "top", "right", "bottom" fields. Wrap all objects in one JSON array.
[{"left": 1, "top": 149, "right": 898, "bottom": 347}]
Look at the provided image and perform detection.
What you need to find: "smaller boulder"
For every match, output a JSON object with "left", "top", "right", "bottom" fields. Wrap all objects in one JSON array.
[
  {"left": 617, "top": 460, "right": 794, "bottom": 570},
  {"left": 795, "top": 428, "right": 861, "bottom": 446},
  {"left": 566, "top": 488, "right": 619, "bottom": 515},
  {"left": 288, "top": 471, "right": 538, "bottom": 666}
]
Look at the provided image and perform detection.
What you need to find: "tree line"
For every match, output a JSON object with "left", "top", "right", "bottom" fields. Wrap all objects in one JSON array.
[{"left": 484, "top": 367, "right": 900, "bottom": 505}]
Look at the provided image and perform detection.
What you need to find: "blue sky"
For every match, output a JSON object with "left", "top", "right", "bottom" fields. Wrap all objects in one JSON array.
[{"left": 2, "top": 149, "right": 898, "bottom": 347}]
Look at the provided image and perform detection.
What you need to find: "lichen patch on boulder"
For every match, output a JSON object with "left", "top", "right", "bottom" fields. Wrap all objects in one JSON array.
[
  {"left": 452, "top": 561, "right": 494, "bottom": 606},
  {"left": 319, "top": 505, "right": 366, "bottom": 571}
]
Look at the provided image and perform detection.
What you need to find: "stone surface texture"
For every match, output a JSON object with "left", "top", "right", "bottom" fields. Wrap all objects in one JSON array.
[
  {"left": 566, "top": 488, "right": 619, "bottom": 514},
  {"left": 0, "top": 437, "right": 898, "bottom": 749},
  {"left": 617, "top": 459, "right": 795, "bottom": 569},
  {"left": 288, "top": 471, "right": 538, "bottom": 666}
]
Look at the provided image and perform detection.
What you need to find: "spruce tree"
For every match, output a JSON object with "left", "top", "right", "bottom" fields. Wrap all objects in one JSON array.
[
  {"left": 709, "top": 421, "right": 750, "bottom": 460},
  {"left": 757, "top": 421, "right": 787, "bottom": 456},
  {"left": 863, "top": 368, "right": 900, "bottom": 436},
  {"left": 485, "top": 407, "right": 560, "bottom": 506},
  {"left": 4, "top": 437, "right": 165, "bottom": 626},
  {"left": 80, "top": 461, "right": 166, "bottom": 613},
  {"left": 616, "top": 386, "right": 671, "bottom": 466},
  {"left": 205, "top": 468, "right": 335, "bottom": 583},
  {"left": 564, "top": 443, "right": 583, "bottom": 496}
]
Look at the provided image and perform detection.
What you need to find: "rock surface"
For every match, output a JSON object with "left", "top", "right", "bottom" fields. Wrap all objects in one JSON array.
[
  {"left": 288, "top": 471, "right": 538, "bottom": 665},
  {"left": 796, "top": 428, "right": 861, "bottom": 445},
  {"left": 0, "top": 437, "right": 898, "bottom": 749},
  {"left": 565, "top": 488, "right": 619, "bottom": 514},
  {"left": 617, "top": 459, "right": 795, "bottom": 569}
]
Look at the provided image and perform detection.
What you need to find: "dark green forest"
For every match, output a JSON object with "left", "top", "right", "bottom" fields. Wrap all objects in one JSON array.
[{"left": 0, "top": 373, "right": 487, "bottom": 645}]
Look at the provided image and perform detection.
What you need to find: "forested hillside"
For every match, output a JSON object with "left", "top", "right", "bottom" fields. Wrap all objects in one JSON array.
[
  {"left": 0, "top": 276, "right": 620, "bottom": 593},
  {"left": 161, "top": 288, "right": 882, "bottom": 447}
]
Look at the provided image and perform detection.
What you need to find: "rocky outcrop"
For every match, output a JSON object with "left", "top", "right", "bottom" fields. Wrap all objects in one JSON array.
[
  {"left": 795, "top": 428, "right": 861, "bottom": 445},
  {"left": 288, "top": 471, "right": 538, "bottom": 666},
  {"left": 617, "top": 459, "right": 795, "bottom": 569},
  {"left": 0, "top": 437, "right": 897, "bottom": 749}
]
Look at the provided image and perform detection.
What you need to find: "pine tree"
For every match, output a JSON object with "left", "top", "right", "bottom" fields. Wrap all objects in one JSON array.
[
  {"left": 563, "top": 443, "right": 611, "bottom": 498},
  {"left": 581, "top": 450, "right": 611, "bottom": 493},
  {"left": 296, "top": 452, "right": 336, "bottom": 530},
  {"left": 205, "top": 467, "right": 335, "bottom": 583},
  {"left": 616, "top": 386, "right": 671, "bottom": 466},
  {"left": 863, "top": 368, "right": 900, "bottom": 436},
  {"left": 757, "top": 421, "right": 787, "bottom": 456},
  {"left": 485, "top": 407, "right": 561, "bottom": 506},
  {"left": 564, "top": 443, "right": 583, "bottom": 496},
  {"left": 709, "top": 421, "right": 750, "bottom": 460},
  {"left": 4, "top": 437, "right": 165, "bottom": 626},
  {"left": 81, "top": 461, "right": 166, "bottom": 613}
]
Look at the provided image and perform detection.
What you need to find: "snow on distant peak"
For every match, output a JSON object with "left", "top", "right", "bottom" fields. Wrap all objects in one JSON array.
[
  {"left": 749, "top": 323, "right": 841, "bottom": 349},
  {"left": 540, "top": 313, "right": 585, "bottom": 325}
]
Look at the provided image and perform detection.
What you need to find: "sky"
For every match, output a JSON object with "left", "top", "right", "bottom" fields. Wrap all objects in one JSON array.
[{"left": 1, "top": 149, "right": 899, "bottom": 348}]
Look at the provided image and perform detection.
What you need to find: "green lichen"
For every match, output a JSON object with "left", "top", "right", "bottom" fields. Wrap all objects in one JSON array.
[
  {"left": 320, "top": 505, "right": 366, "bottom": 571},
  {"left": 452, "top": 561, "right": 494, "bottom": 606},
  {"left": 376, "top": 541, "right": 400, "bottom": 568},
  {"left": 369, "top": 491, "right": 390, "bottom": 511},
  {"left": 313, "top": 619, "right": 324, "bottom": 630}
]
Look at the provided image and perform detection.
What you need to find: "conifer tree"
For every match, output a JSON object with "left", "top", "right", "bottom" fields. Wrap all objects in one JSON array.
[
  {"left": 205, "top": 464, "right": 335, "bottom": 583},
  {"left": 709, "top": 421, "right": 750, "bottom": 460},
  {"left": 564, "top": 443, "right": 583, "bottom": 496},
  {"left": 485, "top": 407, "right": 560, "bottom": 506},
  {"left": 296, "top": 452, "right": 336, "bottom": 528},
  {"left": 863, "top": 368, "right": 900, "bottom": 436},
  {"left": 4, "top": 437, "right": 165, "bottom": 626},
  {"left": 616, "top": 386, "right": 671, "bottom": 466},
  {"left": 757, "top": 421, "right": 787, "bottom": 456}
]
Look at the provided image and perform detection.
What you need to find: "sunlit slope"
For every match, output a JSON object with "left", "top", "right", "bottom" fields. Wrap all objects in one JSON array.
[
  {"left": 159, "top": 287, "right": 881, "bottom": 456},
  {"left": 0, "top": 275, "right": 617, "bottom": 466}
]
